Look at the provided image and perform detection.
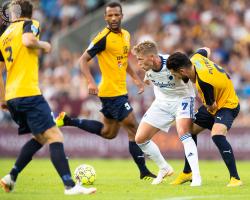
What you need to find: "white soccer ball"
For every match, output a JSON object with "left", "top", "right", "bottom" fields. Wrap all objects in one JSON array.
[{"left": 74, "top": 164, "right": 96, "bottom": 185}]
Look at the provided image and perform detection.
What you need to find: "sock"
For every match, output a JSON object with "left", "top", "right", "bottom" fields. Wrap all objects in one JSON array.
[
  {"left": 129, "top": 141, "right": 151, "bottom": 174},
  {"left": 49, "top": 142, "right": 75, "bottom": 188},
  {"left": 10, "top": 138, "right": 43, "bottom": 181},
  {"left": 183, "top": 134, "right": 197, "bottom": 173},
  {"left": 212, "top": 135, "right": 240, "bottom": 179},
  {"left": 64, "top": 115, "right": 103, "bottom": 136},
  {"left": 181, "top": 133, "right": 200, "bottom": 177},
  {"left": 138, "top": 140, "right": 169, "bottom": 169}
]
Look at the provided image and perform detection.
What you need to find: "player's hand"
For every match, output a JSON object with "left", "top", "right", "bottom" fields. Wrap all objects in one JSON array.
[
  {"left": 207, "top": 102, "right": 217, "bottom": 113},
  {"left": 144, "top": 79, "right": 150, "bottom": 85},
  {"left": 88, "top": 82, "right": 98, "bottom": 95},
  {"left": 0, "top": 101, "right": 8, "bottom": 111},
  {"left": 135, "top": 80, "right": 144, "bottom": 94},
  {"left": 42, "top": 42, "right": 52, "bottom": 53}
]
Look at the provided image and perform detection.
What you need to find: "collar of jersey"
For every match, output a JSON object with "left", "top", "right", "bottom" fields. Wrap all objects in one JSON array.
[
  {"left": 152, "top": 55, "right": 165, "bottom": 72},
  {"left": 12, "top": 17, "right": 31, "bottom": 23},
  {"left": 106, "top": 26, "right": 122, "bottom": 34}
]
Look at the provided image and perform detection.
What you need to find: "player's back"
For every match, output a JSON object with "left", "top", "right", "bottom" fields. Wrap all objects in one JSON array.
[
  {"left": 145, "top": 54, "right": 195, "bottom": 102},
  {"left": 0, "top": 19, "right": 41, "bottom": 101},
  {"left": 191, "top": 53, "right": 238, "bottom": 113}
]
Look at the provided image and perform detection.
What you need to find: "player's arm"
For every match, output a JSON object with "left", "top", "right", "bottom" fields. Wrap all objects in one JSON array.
[
  {"left": 80, "top": 34, "right": 106, "bottom": 95},
  {"left": 22, "top": 21, "right": 51, "bottom": 53},
  {"left": 0, "top": 51, "right": 7, "bottom": 110},
  {"left": 197, "top": 75, "right": 217, "bottom": 112},
  {"left": 79, "top": 51, "right": 98, "bottom": 95},
  {"left": 196, "top": 47, "right": 211, "bottom": 58},
  {"left": 127, "top": 63, "right": 144, "bottom": 94},
  {"left": 0, "top": 62, "right": 5, "bottom": 103},
  {"left": 143, "top": 73, "right": 150, "bottom": 85}
]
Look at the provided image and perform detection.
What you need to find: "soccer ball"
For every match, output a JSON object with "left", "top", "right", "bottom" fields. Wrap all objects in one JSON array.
[{"left": 74, "top": 164, "right": 96, "bottom": 185}]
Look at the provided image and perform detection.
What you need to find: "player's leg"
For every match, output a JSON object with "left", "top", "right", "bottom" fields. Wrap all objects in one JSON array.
[
  {"left": 55, "top": 96, "right": 121, "bottom": 139},
  {"left": 36, "top": 96, "right": 96, "bottom": 194},
  {"left": 171, "top": 124, "right": 204, "bottom": 185},
  {"left": 55, "top": 112, "right": 104, "bottom": 137},
  {"left": 0, "top": 99, "right": 44, "bottom": 192},
  {"left": 0, "top": 136, "right": 43, "bottom": 193},
  {"left": 135, "top": 101, "right": 175, "bottom": 183},
  {"left": 177, "top": 118, "right": 201, "bottom": 186},
  {"left": 121, "top": 111, "right": 156, "bottom": 180},
  {"left": 1, "top": 96, "right": 96, "bottom": 194},
  {"left": 171, "top": 105, "right": 209, "bottom": 185},
  {"left": 211, "top": 105, "right": 242, "bottom": 187},
  {"left": 99, "top": 115, "right": 121, "bottom": 139},
  {"left": 135, "top": 121, "right": 173, "bottom": 184},
  {"left": 41, "top": 126, "right": 96, "bottom": 194},
  {"left": 175, "top": 97, "right": 201, "bottom": 186},
  {"left": 55, "top": 112, "right": 120, "bottom": 139}
]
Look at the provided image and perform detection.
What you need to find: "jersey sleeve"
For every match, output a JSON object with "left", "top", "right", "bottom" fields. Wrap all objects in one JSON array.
[
  {"left": 195, "top": 49, "right": 208, "bottom": 57},
  {"left": 0, "top": 50, "right": 4, "bottom": 62},
  {"left": 86, "top": 31, "right": 110, "bottom": 58},
  {"left": 197, "top": 75, "right": 214, "bottom": 106},
  {"left": 23, "top": 20, "right": 40, "bottom": 37}
]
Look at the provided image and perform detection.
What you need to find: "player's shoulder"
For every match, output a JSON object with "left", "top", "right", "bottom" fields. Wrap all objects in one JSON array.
[
  {"left": 121, "top": 28, "right": 130, "bottom": 36},
  {"left": 91, "top": 27, "right": 111, "bottom": 44},
  {"left": 31, "top": 19, "right": 40, "bottom": 27},
  {"left": 190, "top": 52, "right": 203, "bottom": 62}
]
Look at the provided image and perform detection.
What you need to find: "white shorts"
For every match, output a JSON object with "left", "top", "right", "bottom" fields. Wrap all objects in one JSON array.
[{"left": 141, "top": 97, "right": 195, "bottom": 132}]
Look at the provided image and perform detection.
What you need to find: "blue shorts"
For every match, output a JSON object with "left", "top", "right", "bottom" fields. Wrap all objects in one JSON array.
[
  {"left": 99, "top": 95, "right": 133, "bottom": 121},
  {"left": 194, "top": 104, "right": 240, "bottom": 130},
  {"left": 7, "top": 95, "right": 56, "bottom": 135}
]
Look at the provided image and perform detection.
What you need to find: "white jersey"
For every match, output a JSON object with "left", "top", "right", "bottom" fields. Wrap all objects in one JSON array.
[{"left": 144, "top": 54, "right": 195, "bottom": 102}]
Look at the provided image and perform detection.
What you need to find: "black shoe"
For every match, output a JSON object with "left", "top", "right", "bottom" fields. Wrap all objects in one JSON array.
[{"left": 140, "top": 171, "right": 157, "bottom": 180}]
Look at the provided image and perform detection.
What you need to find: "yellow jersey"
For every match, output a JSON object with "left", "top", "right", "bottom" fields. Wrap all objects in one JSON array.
[
  {"left": 87, "top": 27, "right": 130, "bottom": 97},
  {"left": 0, "top": 19, "right": 41, "bottom": 101},
  {"left": 191, "top": 50, "right": 239, "bottom": 115}
]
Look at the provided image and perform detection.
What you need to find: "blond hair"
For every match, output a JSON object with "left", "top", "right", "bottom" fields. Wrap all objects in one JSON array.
[{"left": 132, "top": 40, "right": 158, "bottom": 56}]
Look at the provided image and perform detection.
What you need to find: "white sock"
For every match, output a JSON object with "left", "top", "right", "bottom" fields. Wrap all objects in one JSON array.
[
  {"left": 138, "top": 140, "right": 169, "bottom": 169},
  {"left": 180, "top": 133, "right": 200, "bottom": 177}
]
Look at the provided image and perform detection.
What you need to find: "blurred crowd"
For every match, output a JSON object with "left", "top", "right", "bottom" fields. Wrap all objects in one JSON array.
[{"left": 1, "top": 0, "right": 250, "bottom": 127}]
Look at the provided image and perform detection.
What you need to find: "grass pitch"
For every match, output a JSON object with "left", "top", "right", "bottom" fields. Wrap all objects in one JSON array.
[{"left": 0, "top": 159, "right": 249, "bottom": 200}]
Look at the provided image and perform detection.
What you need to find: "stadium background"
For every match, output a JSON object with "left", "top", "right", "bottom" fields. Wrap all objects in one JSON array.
[{"left": 0, "top": 0, "right": 250, "bottom": 159}]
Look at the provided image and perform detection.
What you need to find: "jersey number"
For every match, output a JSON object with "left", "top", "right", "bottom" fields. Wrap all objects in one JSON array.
[
  {"left": 124, "top": 103, "right": 131, "bottom": 110},
  {"left": 213, "top": 63, "right": 230, "bottom": 79},
  {"left": 5, "top": 46, "right": 13, "bottom": 62},
  {"left": 182, "top": 102, "right": 188, "bottom": 110}
]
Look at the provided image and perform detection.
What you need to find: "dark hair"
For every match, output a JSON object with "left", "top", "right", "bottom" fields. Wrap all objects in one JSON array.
[
  {"left": 105, "top": 2, "right": 123, "bottom": 14},
  {"left": 167, "top": 52, "right": 192, "bottom": 71},
  {"left": 11, "top": 0, "right": 33, "bottom": 18}
]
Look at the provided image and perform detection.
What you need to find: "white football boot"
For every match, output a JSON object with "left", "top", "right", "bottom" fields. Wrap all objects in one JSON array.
[
  {"left": 152, "top": 165, "right": 174, "bottom": 185},
  {"left": 64, "top": 184, "right": 96, "bottom": 195},
  {"left": 0, "top": 174, "right": 15, "bottom": 192}
]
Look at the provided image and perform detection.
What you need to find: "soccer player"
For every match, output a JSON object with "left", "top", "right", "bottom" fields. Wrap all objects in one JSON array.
[
  {"left": 132, "top": 41, "right": 201, "bottom": 186},
  {"left": 0, "top": 0, "right": 96, "bottom": 195},
  {"left": 55, "top": 2, "right": 155, "bottom": 180},
  {"left": 167, "top": 47, "right": 243, "bottom": 187}
]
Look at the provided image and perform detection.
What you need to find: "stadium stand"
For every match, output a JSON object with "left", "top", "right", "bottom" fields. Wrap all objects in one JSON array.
[{"left": 0, "top": 0, "right": 250, "bottom": 128}]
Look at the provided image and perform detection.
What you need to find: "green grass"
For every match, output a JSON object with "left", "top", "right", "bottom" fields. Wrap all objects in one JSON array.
[{"left": 0, "top": 159, "right": 249, "bottom": 200}]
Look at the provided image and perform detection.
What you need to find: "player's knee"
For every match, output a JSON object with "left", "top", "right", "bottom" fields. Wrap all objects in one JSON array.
[
  {"left": 102, "top": 134, "right": 116, "bottom": 139},
  {"left": 177, "top": 127, "right": 190, "bottom": 136},
  {"left": 135, "top": 134, "right": 146, "bottom": 144},
  {"left": 43, "top": 126, "right": 64, "bottom": 143},
  {"left": 100, "top": 130, "right": 117, "bottom": 139},
  {"left": 33, "top": 135, "right": 47, "bottom": 145}
]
